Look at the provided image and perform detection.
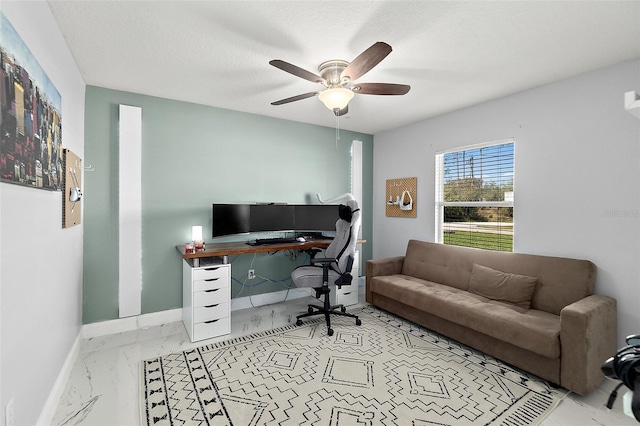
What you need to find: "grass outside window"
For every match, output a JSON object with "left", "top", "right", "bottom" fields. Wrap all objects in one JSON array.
[{"left": 443, "top": 229, "right": 513, "bottom": 252}]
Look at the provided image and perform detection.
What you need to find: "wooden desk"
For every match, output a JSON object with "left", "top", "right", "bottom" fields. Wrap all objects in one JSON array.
[
  {"left": 176, "top": 238, "right": 339, "bottom": 263},
  {"left": 176, "top": 238, "right": 364, "bottom": 342}
]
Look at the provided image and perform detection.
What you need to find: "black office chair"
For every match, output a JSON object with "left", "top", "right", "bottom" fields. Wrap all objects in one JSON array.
[{"left": 291, "top": 200, "right": 362, "bottom": 336}]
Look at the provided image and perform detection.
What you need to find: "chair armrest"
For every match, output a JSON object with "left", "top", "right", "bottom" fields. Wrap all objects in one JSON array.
[
  {"left": 312, "top": 257, "right": 354, "bottom": 287},
  {"left": 311, "top": 257, "right": 353, "bottom": 288},
  {"left": 366, "top": 256, "right": 405, "bottom": 303},
  {"left": 560, "top": 294, "right": 617, "bottom": 395}
]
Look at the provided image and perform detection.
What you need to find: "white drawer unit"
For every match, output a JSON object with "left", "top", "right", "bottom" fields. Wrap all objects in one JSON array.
[
  {"left": 193, "top": 317, "right": 231, "bottom": 342},
  {"left": 330, "top": 250, "right": 359, "bottom": 307},
  {"left": 194, "top": 287, "right": 229, "bottom": 306},
  {"left": 183, "top": 260, "right": 231, "bottom": 342}
]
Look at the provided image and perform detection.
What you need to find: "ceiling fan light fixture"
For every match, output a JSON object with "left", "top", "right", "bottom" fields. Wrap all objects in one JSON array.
[
  {"left": 270, "top": 42, "right": 409, "bottom": 113},
  {"left": 318, "top": 87, "right": 354, "bottom": 111}
]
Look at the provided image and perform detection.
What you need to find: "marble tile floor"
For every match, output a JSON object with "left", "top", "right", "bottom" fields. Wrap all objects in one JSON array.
[{"left": 51, "top": 294, "right": 636, "bottom": 426}]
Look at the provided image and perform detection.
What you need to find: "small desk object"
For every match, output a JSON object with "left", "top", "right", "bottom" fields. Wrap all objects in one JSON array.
[{"left": 177, "top": 238, "right": 348, "bottom": 342}]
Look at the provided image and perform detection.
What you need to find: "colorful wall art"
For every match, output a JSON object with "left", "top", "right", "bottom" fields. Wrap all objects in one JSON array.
[{"left": 0, "top": 12, "right": 62, "bottom": 190}]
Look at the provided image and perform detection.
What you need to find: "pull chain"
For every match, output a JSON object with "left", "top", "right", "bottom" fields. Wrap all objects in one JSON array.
[{"left": 335, "top": 110, "right": 341, "bottom": 150}]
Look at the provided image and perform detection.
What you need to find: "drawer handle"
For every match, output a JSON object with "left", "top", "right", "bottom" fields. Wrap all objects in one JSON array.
[
  {"left": 204, "top": 278, "right": 219, "bottom": 282},
  {"left": 205, "top": 289, "right": 219, "bottom": 293},
  {"left": 204, "top": 267, "right": 220, "bottom": 271},
  {"left": 205, "top": 304, "right": 219, "bottom": 308},
  {"left": 204, "top": 319, "right": 220, "bottom": 324}
]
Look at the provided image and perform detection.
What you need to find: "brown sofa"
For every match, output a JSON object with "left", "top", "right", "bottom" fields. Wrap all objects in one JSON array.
[{"left": 366, "top": 240, "right": 617, "bottom": 395}]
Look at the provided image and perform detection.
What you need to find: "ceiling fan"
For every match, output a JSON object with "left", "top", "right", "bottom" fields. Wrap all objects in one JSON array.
[{"left": 269, "top": 42, "right": 411, "bottom": 116}]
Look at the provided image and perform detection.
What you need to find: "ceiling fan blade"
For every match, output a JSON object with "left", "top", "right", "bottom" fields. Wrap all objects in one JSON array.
[
  {"left": 352, "top": 83, "right": 411, "bottom": 96},
  {"left": 269, "top": 60, "right": 325, "bottom": 84},
  {"left": 333, "top": 105, "right": 348, "bottom": 116},
  {"left": 341, "top": 42, "right": 393, "bottom": 82},
  {"left": 271, "top": 91, "right": 318, "bottom": 106}
]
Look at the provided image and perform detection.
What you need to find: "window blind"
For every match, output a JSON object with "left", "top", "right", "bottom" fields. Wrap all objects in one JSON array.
[{"left": 435, "top": 140, "right": 514, "bottom": 252}]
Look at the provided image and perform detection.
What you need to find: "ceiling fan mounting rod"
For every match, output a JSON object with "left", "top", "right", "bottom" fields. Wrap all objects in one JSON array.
[{"left": 318, "top": 60, "right": 350, "bottom": 87}]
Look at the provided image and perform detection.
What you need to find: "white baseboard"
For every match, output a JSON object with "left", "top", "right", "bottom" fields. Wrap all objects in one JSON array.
[
  {"left": 36, "top": 332, "right": 81, "bottom": 426},
  {"left": 80, "top": 289, "right": 313, "bottom": 339},
  {"left": 231, "top": 287, "right": 312, "bottom": 311},
  {"left": 230, "top": 279, "right": 366, "bottom": 311},
  {"left": 82, "top": 308, "right": 182, "bottom": 339},
  {"left": 80, "top": 277, "right": 365, "bottom": 339}
]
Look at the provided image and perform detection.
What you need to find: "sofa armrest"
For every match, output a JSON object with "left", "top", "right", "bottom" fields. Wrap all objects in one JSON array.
[
  {"left": 366, "top": 256, "right": 404, "bottom": 304},
  {"left": 560, "top": 294, "right": 617, "bottom": 395}
]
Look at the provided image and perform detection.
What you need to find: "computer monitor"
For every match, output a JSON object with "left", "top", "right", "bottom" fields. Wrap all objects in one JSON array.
[
  {"left": 212, "top": 204, "right": 251, "bottom": 238},
  {"left": 294, "top": 204, "right": 340, "bottom": 232},
  {"left": 250, "top": 204, "right": 295, "bottom": 232}
]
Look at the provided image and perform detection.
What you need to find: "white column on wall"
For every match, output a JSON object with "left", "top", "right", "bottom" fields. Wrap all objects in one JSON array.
[
  {"left": 352, "top": 140, "right": 363, "bottom": 275},
  {"left": 118, "top": 104, "right": 142, "bottom": 318},
  {"left": 351, "top": 140, "right": 363, "bottom": 233}
]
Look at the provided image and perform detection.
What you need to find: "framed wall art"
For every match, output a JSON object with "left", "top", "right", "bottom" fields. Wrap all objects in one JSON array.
[
  {"left": 386, "top": 177, "right": 417, "bottom": 218},
  {"left": 0, "top": 12, "right": 62, "bottom": 191}
]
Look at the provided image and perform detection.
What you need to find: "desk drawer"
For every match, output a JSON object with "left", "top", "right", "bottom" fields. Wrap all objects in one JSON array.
[
  {"left": 194, "top": 303, "right": 229, "bottom": 323},
  {"left": 193, "top": 287, "right": 229, "bottom": 307},
  {"left": 193, "top": 276, "right": 228, "bottom": 292},
  {"left": 193, "top": 317, "right": 230, "bottom": 341},
  {"left": 331, "top": 285, "right": 358, "bottom": 306},
  {"left": 339, "top": 288, "right": 358, "bottom": 306},
  {"left": 193, "top": 266, "right": 229, "bottom": 281}
]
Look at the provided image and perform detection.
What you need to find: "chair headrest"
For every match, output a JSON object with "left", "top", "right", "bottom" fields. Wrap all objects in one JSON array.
[{"left": 338, "top": 201, "right": 360, "bottom": 223}]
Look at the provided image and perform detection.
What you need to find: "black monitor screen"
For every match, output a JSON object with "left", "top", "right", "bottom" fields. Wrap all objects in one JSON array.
[
  {"left": 294, "top": 204, "right": 339, "bottom": 232},
  {"left": 212, "top": 204, "right": 251, "bottom": 238},
  {"left": 250, "top": 204, "right": 295, "bottom": 232}
]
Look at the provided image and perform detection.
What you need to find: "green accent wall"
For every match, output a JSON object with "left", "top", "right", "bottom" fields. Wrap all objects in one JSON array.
[{"left": 83, "top": 86, "right": 373, "bottom": 324}]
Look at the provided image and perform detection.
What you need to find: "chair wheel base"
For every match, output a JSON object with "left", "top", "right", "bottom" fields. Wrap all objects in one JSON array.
[{"left": 295, "top": 299, "right": 362, "bottom": 334}]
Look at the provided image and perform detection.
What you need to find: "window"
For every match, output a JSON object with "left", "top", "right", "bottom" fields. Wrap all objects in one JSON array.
[{"left": 435, "top": 140, "right": 514, "bottom": 252}]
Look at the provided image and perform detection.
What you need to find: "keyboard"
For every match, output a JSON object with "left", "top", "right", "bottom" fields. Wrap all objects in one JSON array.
[{"left": 247, "top": 237, "right": 297, "bottom": 246}]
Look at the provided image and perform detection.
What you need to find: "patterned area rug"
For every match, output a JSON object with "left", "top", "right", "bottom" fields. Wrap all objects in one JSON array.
[{"left": 141, "top": 306, "right": 567, "bottom": 425}]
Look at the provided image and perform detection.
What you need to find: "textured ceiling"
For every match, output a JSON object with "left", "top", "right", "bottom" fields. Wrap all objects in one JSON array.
[{"left": 48, "top": 1, "right": 640, "bottom": 135}]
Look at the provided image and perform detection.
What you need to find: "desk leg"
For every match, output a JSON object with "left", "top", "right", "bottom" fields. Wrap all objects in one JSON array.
[
  {"left": 193, "top": 258, "right": 200, "bottom": 267},
  {"left": 222, "top": 255, "right": 229, "bottom": 264}
]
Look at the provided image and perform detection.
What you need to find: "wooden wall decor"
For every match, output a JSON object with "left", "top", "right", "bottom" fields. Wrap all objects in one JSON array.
[
  {"left": 386, "top": 177, "right": 417, "bottom": 218},
  {"left": 62, "top": 149, "right": 82, "bottom": 228}
]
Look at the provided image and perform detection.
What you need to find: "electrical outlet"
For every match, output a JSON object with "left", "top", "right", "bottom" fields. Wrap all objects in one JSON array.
[
  {"left": 248, "top": 269, "right": 255, "bottom": 280},
  {"left": 5, "top": 397, "right": 15, "bottom": 426}
]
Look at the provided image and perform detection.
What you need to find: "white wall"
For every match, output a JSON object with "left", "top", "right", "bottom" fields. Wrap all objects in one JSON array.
[
  {"left": 0, "top": 2, "right": 85, "bottom": 425},
  {"left": 373, "top": 59, "right": 640, "bottom": 348}
]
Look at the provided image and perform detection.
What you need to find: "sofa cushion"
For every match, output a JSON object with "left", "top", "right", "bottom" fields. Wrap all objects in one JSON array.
[
  {"left": 401, "top": 242, "right": 471, "bottom": 290},
  {"left": 370, "top": 275, "right": 560, "bottom": 358},
  {"left": 468, "top": 263, "right": 538, "bottom": 309},
  {"left": 402, "top": 240, "right": 596, "bottom": 315}
]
